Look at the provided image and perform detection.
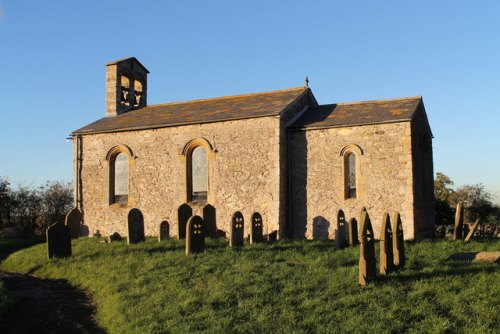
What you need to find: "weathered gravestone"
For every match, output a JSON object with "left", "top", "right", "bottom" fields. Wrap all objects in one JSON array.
[
  {"left": 453, "top": 202, "right": 464, "bottom": 241},
  {"left": 230, "top": 211, "right": 244, "bottom": 247},
  {"left": 186, "top": 215, "right": 205, "bottom": 255},
  {"left": 380, "top": 213, "right": 394, "bottom": 275},
  {"left": 159, "top": 220, "right": 170, "bottom": 241},
  {"left": 203, "top": 204, "right": 217, "bottom": 237},
  {"left": 464, "top": 219, "right": 480, "bottom": 243},
  {"left": 127, "top": 208, "right": 145, "bottom": 244},
  {"left": 392, "top": 212, "right": 405, "bottom": 267},
  {"left": 359, "top": 210, "right": 376, "bottom": 286},
  {"left": 250, "top": 212, "right": 264, "bottom": 244},
  {"left": 348, "top": 218, "right": 359, "bottom": 246},
  {"left": 64, "top": 208, "right": 82, "bottom": 239},
  {"left": 335, "top": 210, "right": 347, "bottom": 249},
  {"left": 266, "top": 230, "right": 278, "bottom": 242},
  {"left": 46, "top": 222, "right": 72, "bottom": 259},
  {"left": 177, "top": 203, "right": 192, "bottom": 240},
  {"left": 108, "top": 232, "right": 122, "bottom": 242}
]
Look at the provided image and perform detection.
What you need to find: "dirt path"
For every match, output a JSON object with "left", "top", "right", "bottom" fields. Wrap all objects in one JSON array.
[{"left": 1, "top": 272, "right": 105, "bottom": 334}]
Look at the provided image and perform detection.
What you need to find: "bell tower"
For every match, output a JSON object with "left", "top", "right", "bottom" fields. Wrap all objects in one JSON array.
[{"left": 106, "top": 57, "right": 149, "bottom": 117}]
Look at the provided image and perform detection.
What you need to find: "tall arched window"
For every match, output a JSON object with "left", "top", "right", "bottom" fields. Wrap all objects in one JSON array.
[
  {"left": 191, "top": 146, "right": 208, "bottom": 202},
  {"left": 346, "top": 153, "right": 356, "bottom": 199},
  {"left": 340, "top": 144, "right": 363, "bottom": 200},
  {"left": 106, "top": 145, "right": 134, "bottom": 205}
]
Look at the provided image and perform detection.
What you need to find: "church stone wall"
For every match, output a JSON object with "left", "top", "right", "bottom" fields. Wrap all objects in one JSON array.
[
  {"left": 289, "top": 121, "right": 418, "bottom": 240},
  {"left": 78, "top": 116, "right": 282, "bottom": 238}
]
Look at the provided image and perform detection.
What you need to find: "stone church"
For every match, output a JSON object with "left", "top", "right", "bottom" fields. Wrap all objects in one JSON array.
[{"left": 72, "top": 57, "right": 434, "bottom": 240}]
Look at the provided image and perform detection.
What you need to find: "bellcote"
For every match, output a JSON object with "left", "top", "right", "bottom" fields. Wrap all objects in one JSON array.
[{"left": 106, "top": 57, "right": 149, "bottom": 117}]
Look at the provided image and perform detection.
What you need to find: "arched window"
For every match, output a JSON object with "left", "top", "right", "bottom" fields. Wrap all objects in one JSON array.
[
  {"left": 191, "top": 146, "right": 208, "bottom": 202},
  {"left": 106, "top": 145, "right": 134, "bottom": 205},
  {"left": 181, "top": 138, "right": 215, "bottom": 203},
  {"left": 346, "top": 153, "right": 356, "bottom": 199},
  {"left": 340, "top": 144, "right": 363, "bottom": 200}
]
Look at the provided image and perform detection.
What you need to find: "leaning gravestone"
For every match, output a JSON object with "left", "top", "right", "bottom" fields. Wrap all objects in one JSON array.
[
  {"left": 380, "top": 213, "right": 394, "bottom": 275},
  {"left": 392, "top": 212, "right": 405, "bottom": 267},
  {"left": 464, "top": 219, "right": 480, "bottom": 243},
  {"left": 177, "top": 203, "right": 192, "bottom": 240},
  {"left": 186, "top": 215, "right": 205, "bottom": 255},
  {"left": 453, "top": 202, "right": 464, "bottom": 241},
  {"left": 230, "top": 211, "right": 244, "bottom": 247},
  {"left": 348, "top": 218, "right": 359, "bottom": 246},
  {"left": 250, "top": 212, "right": 264, "bottom": 244},
  {"left": 64, "top": 208, "right": 82, "bottom": 239},
  {"left": 127, "top": 208, "right": 145, "bottom": 245},
  {"left": 46, "top": 222, "right": 72, "bottom": 259},
  {"left": 203, "top": 204, "right": 217, "bottom": 237},
  {"left": 335, "top": 209, "right": 347, "bottom": 249},
  {"left": 359, "top": 210, "right": 376, "bottom": 286},
  {"left": 159, "top": 220, "right": 170, "bottom": 241}
]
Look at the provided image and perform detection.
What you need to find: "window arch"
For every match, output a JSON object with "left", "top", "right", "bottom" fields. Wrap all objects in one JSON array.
[
  {"left": 340, "top": 144, "right": 363, "bottom": 200},
  {"left": 106, "top": 145, "right": 134, "bottom": 205},
  {"left": 181, "top": 138, "right": 216, "bottom": 203}
]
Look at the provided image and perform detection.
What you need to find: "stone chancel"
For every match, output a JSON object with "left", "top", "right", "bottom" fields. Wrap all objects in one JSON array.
[{"left": 71, "top": 57, "right": 435, "bottom": 241}]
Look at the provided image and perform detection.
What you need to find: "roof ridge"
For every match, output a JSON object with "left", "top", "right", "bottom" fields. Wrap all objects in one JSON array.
[
  {"left": 335, "top": 95, "right": 422, "bottom": 106},
  {"left": 146, "top": 87, "right": 306, "bottom": 108}
]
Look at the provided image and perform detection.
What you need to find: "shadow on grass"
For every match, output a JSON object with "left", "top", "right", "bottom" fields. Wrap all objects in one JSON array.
[{"left": 0, "top": 237, "right": 45, "bottom": 263}]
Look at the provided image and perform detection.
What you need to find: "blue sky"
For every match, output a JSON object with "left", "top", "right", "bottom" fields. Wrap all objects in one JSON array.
[{"left": 0, "top": 1, "right": 499, "bottom": 203}]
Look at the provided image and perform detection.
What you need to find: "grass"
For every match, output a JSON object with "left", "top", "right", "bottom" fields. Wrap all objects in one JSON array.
[{"left": 0, "top": 237, "right": 499, "bottom": 334}]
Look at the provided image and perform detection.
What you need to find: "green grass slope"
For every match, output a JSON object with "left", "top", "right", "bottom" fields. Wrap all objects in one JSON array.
[{"left": 1, "top": 238, "right": 498, "bottom": 334}]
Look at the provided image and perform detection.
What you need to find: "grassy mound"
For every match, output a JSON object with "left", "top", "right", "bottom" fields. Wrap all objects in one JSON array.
[{"left": 1, "top": 238, "right": 498, "bottom": 333}]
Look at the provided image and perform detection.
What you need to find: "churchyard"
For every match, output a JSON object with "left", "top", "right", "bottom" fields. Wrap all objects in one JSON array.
[{"left": 1, "top": 235, "right": 498, "bottom": 333}]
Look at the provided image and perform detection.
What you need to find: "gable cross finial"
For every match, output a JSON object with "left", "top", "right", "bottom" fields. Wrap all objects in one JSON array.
[{"left": 305, "top": 76, "right": 309, "bottom": 88}]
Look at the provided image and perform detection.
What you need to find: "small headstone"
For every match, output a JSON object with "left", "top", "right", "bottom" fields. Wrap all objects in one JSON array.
[
  {"left": 203, "top": 204, "right": 217, "bottom": 237},
  {"left": 392, "top": 212, "right": 405, "bottom": 267},
  {"left": 267, "top": 230, "right": 278, "bottom": 242},
  {"left": 453, "top": 202, "right": 464, "bottom": 241},
  {"left": 64, "top": 208, "right": 82, "bottom": 239},
  {"left": 335, "top": 210, "right": 347, "bottom": 249},
  {"left": 230, "top": 211, "right": 244, "bottom": 247},
  {"left": 46, "top": 222, "right": 72, "bottom": 259},
  {"left": 359, "top": 211, "right": 376, "bottom": 286},
  {"left": 177, "top": 203, "right": 192, "bottom": 240},
  {"left": 127, "top": 208, "right": 145, "bottom": 244},
  {"left": 108, "top": 232, "right": 122, "bottom": 242},
  {"left": 380, "top": 213, "right": 394, "bottom": 275},
  {"left": 186, "top": 215, "right": 205, "bottom": 255},
  {"left": 159, "top": 221, "right": 170, "bottom": 241},
  {"left": 250, "top": 212, "right": 264, "bottom": 244},
  {"left": 348, "top": 218, "right": 359, "bottom": 246},
  {"left": 464, "top": 219, "right": 480, "bottom": 243}
]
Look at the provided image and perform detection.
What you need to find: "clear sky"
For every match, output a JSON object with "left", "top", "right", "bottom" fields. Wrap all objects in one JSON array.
[{"left": 0, "top": 1, "right": 499, "bottom": 203}]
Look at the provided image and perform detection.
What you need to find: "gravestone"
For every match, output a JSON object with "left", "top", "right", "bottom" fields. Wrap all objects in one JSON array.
[
  {"left": 108, "top": 232, "right": 122, "bottom": 242},
  {"left": 230, "top": 211, "right": 244, "bottom": 247},
  {"left": 64, "top": 208, "right": 82, "bottom": 239},
  {"left": 392, "top": 212, "right": 405, "bottom": 267},
  {"left": 380, "top": 213, "right": 394, "bottom": 275},
  {"left": 250, "top": 212, "right": 264, "bottom": 244},
  {"left": 335, "top": 210, "right": 347, "bottom": 249},
  {"left": 186, "top": 215, "right": 205, "bottom": 255},
  {"left": 348, "top": 218, "right": 359, "bottom": 246},
  {"left": 177, "top": 203, "right": 192, "bottom": 240},
  {"left": 127, "top": 208, "right": 145, "bottom": 244},
  {"left": 46, "top": 222, "right": 72, "bottom": 259},
  {"left": 267, "top": 230, "right": 278, "bottom": 242},
  {"left": 203, "top": 204, "right": 217, "bottom": 237},
  {"left": 159, "top": 220, "right": 170, "bottom": 241},
  {"left": 464, "top": 219, "right": 480, "bottom": 243},
  {"left": 453, "top": 202, "right": 464, "bottom": 241},
  {"left": 359, "top": 210, "right": 376, "bottom": 286}
]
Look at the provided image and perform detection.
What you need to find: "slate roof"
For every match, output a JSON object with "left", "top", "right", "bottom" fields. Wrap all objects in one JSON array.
[
  {"left": 73, "top": 87, "right": 308, "bottom": 134},
  {"left": 291, "top": 96, "right": 423, "bottom": 129}
]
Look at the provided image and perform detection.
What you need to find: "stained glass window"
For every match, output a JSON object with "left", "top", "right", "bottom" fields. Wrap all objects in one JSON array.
[
  {"left": 191, "top": 146, "right": 207, "bottom": 201},
  {"left": 347, "top": 153, "right": 356, "bottom": 198},
  {"left": 114, "top": 152, "right": 128, "bottom": 203}
]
